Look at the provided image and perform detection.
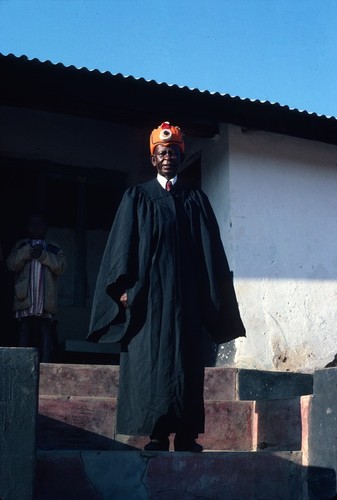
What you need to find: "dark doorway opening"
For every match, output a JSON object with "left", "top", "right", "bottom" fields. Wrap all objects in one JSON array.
[{"left": 0, "top": 157, "right": 127, "bottom": 353}]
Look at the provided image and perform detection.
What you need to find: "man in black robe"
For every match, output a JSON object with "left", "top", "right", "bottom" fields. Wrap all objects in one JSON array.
[{"left": 88, "top": 122, "right": 245, "bottom": 452}]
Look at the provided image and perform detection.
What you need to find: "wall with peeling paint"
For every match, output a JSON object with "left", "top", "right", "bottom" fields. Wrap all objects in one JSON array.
[{"left": 205, "top": 124, "right": 337, "bottom": 372}]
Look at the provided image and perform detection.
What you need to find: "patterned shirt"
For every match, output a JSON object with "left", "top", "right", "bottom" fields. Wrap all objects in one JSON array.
[{"left": 16, "top": 240, "right": 52, "bottom": 319}]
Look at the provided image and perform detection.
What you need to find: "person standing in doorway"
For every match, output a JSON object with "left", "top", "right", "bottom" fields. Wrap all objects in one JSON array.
[{"left": 7, "top": 213, "right": 66, "bottom": 362}]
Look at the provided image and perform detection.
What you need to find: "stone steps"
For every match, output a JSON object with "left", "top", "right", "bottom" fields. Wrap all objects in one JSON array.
[
  {"left": 38, "top": 394, "right": 307, "bottom": 452},
  {"left": 38, "top": 363, "right": 313, "bottom": 453},
  {"left": 35, "top": 363, "right": 320, "bottom": 498},
  {"left": 35, "top": 450, "right": 307, "bottom": 500},
  {"left": 39, "top": 363, "right": 313, "bottom": 400}
]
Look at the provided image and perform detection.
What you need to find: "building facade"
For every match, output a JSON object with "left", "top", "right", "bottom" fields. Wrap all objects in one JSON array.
[{"left": 1, "top": 53, "right": 337, "bottom": 372}]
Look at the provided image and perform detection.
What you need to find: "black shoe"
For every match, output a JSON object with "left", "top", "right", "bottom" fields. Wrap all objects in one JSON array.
[
  {"left": 144, "top": 438, "right": 170, "bottom": 451},
  {"left": 174, "top": 438, "right": 203, "bottom": 452}
]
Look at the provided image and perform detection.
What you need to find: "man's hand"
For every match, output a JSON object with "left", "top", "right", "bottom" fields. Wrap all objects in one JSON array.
[
  {"left": 120, "top": 292, "right": 128, "bottom": 308},
  {"left": 30, "top": 244, "right": 43, "bottom": 259}
]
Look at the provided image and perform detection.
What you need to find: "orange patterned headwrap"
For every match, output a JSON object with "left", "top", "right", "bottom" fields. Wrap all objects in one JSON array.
[{"left": 150, "top": 122, "right": 184, "bottom": 155}]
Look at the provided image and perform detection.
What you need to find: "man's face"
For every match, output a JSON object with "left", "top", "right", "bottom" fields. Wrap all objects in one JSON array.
[
  {"left": 151, "top": 144, "right": 183, "bottom": 180},
  {"left": 28, "top": 215, "right": 47, "bottom": 239}
]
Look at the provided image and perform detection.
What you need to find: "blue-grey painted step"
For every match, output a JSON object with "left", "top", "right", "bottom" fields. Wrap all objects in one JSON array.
[{"left": 35, "top": 449, "right": 334, "bottom": 500}]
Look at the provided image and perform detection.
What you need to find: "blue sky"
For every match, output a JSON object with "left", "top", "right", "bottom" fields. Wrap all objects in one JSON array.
[{"left": 1, "top": 0, "right": 337, "bottom": 117}]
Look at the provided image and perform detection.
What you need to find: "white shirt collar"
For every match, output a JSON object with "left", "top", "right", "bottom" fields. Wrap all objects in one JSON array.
[{"left": 157, "top": 174, "right": 177, "bottom": 189}]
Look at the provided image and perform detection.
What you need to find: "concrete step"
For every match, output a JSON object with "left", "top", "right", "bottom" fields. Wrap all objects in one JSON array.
[
  {"left": 34, "top": 449, "right": 334, "bottom": 500},
  {"left": 38, "top": 394, "right": 308, "bottom": 452},
  {"left": 35, "top": 364, "right": 319, "bottom": 498},
  {"left": 39, "top": 363, "right": 313, "bottom": 401},
  {"left": 39, "top": 363, "right": 119, "bottom": 398}
]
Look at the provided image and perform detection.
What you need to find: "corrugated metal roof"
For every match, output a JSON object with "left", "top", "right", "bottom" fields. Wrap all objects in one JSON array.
[
  {"left": 18, "top": 53, "right": 334, "bottom": 119},
  {"left": 1, "top": 52, "right": 337, "bottom": 144}
]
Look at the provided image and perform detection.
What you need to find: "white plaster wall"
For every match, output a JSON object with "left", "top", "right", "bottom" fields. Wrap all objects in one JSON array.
[{"left": 227, "top": 125, "right": 337, "bottom": 372}]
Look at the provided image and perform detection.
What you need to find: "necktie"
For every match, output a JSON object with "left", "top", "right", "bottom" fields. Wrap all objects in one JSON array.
[{"left": 166, "top": 180, "right": 172, "bottom": 192}]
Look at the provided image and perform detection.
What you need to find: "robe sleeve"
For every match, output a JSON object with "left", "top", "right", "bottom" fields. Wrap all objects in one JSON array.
[
  {"left": 194, "top": 190, "right": 246, "bottom": 344},
  {"left": 87, "top": 188, "right": 139, "bottom": 342}
]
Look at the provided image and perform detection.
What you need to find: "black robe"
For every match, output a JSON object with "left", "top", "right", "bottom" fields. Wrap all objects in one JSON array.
[{"left": 88, "top": 178, "right": 245, "bottom": 436}]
